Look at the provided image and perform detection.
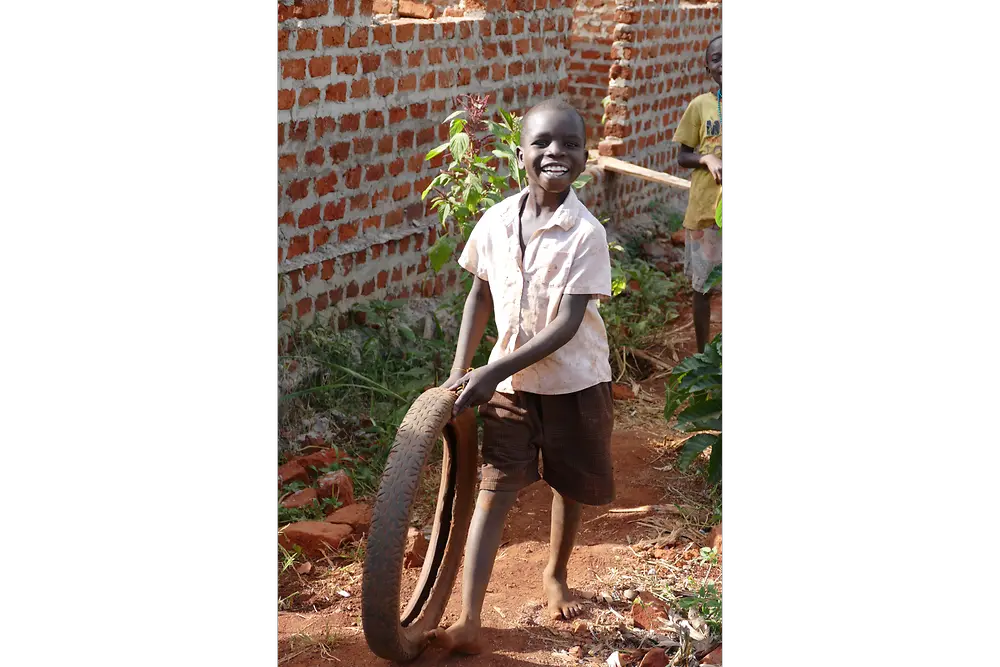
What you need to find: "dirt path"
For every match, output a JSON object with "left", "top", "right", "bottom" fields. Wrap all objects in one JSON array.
[{"left": 279, "top": 300, "right": 722, "bottom": 667}]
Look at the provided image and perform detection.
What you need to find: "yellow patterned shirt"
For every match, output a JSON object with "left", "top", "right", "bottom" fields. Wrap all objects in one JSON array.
[{"left": 673, "top": 92, "right": 722, "bottom": 230}]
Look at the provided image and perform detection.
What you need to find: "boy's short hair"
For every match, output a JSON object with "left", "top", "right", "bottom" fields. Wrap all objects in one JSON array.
[
  {"left": 706, "top": 35, "right": 721, "bottom": 62},
  {"left": 520, "top": 99, "right": 587, "bottom": 142}
]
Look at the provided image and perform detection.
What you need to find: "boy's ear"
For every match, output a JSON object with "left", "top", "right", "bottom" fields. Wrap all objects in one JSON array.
[{"left": 516, "top": 146, "right": 524, "bottom": 169}]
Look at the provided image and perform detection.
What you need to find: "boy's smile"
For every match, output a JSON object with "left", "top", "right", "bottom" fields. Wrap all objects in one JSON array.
[{"left": 517, "top": 108, "right": 587, "bottom": 194}]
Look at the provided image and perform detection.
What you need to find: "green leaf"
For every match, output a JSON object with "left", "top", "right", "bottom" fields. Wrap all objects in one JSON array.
[
  {"left": 572, "top": 173, "right": 593, "bottom": 189},
  {"left": 680, "top": 374, "right": 722, "bottom": 395},
  {"left": 492, "top": 148, "right": 513, "bottom": 161},
  {"left": 676, "top": 398, "right": 722, "bottom": 432},
  {"left": 397, "top": 323, "right": 417, "bottom": 342},
  {"left": 677, "top": 433, "right": 719, "bottom": 471},
  {"left": 460, "top": 219, "right": 476, "bottom": 240},
  {"left": 663, "top": 376, "right": 685, "bottom": 421},
  {"left": 422, "top": 174, "right": 449, "bottom": 201},
  {"left": 498, "top": 107, "right": 516, "bottom": 128},
  {"left": 425, "top": 142, "right": 450, "bottom": 161},
  {"left": 449, "top": 118, "right": 467, "bottom": 138},
  {"left": 677, "top": 416, "right": 721, "bottom": 433},
  {"left": 443, "top": 109, "right": 466, "bottom": 123},
  {"left": 706, "top": 264, "right": 722, "bottom": 290},
  {"left": 707, "top": 436, "right": 722, "bottom": 484},
  {"left": 486, "top": 120, "right": 509, "bottom": 138},
  {"left": 465, "top": 190, "right": 481, "bottom": 210},
  {"left": 611, "top": 277, "right": 626, "bottom": 297},
  {"left": 450, "top": 132, "right": 470, "bottom": 163},
  {"left": 428, "top": 236, "right": 458, "bottom": 272}
]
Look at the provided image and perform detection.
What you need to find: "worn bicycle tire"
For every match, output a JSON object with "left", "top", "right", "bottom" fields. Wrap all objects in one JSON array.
[{"left": 362, "top": 387, "right": 478, "bottom": 662}]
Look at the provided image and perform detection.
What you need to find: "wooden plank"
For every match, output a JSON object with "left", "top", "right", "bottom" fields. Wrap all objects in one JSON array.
[{"left": 590, "top": 154, "right": 691, "bottom": 190}]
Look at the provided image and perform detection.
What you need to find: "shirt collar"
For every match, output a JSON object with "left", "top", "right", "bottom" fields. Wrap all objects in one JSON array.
[{"left": 508, "top": 187, "right": 580, "bottom": 234}]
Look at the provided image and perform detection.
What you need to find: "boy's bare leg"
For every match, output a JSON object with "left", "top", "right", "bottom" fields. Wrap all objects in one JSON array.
[
  {"left": 693, "top": 289, "right": 711, "bottom": 353},
  {"left": 543, "top": 489, "right": 585, "bottom": 619},
  {"left": 425, "top": 488, "right": 518, "bottom": 654}
]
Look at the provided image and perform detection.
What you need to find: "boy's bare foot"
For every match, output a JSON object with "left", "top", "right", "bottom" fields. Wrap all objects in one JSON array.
[
  {"left": 544, "top": 571, "right": 584, "bottom": 620},
  {"left": 424, "top": 617, "right": 484, "bottom": 655}
]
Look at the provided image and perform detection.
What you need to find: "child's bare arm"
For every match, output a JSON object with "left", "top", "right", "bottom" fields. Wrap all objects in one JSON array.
[
  {"left": 678, "top": 144, "right": 721, "bottom": 184},
  {"left": 441, "top": 277, "right": 494, "bottom": 387},
  {"left": 451, "top": 293, "right": 591, "bottom": 414}
]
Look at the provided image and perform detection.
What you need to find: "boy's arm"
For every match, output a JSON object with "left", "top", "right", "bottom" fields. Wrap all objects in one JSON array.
[
  {"left": 449, "top": 293, "right": 591, "bottom": 414},
  {"left": 678, "top": 144, "right": 722, "bottom": 184},
  {"left": 442, "top": 276, "right": 494, "bottom": 386},
  {"left": 674, "top": 98, "right": 722, "bottom": 184}
]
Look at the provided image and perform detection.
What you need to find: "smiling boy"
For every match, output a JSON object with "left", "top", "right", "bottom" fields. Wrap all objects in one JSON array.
[{"left": 427, "top": 99, "right": 615, "bottom": 654}]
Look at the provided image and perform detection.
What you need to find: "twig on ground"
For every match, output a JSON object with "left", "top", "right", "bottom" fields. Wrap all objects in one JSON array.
[
  {"left": 278, "top": 647, "right": 311, "bottom": 664},
  {"left": 623, "top": 347, "right": 674, "bottom": 372}
]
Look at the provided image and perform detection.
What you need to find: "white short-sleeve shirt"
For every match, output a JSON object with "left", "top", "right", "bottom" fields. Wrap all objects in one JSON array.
[{"left": 458, "top": 188, "right": 613, "bottom": 395}]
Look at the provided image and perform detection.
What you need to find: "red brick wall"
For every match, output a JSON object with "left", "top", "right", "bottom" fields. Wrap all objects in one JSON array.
[
  {"left": 598, "top": 0, "right": 722, "bottom": 221},
  {"left": 278, "top": 0, "right": 574, "bottom": 330},
  {"left": 566, "top": 0, "right": 616, "bottom": 148}
]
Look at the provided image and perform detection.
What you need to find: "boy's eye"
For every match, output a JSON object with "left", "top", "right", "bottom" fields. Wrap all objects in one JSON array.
[{"left": 532, "top": 140, "right": 549, "bottom": 147}]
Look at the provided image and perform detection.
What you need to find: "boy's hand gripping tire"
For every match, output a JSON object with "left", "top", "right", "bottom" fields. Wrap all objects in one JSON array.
[{"left": 361, "top": 388, "right": 478, "bottom": 661}]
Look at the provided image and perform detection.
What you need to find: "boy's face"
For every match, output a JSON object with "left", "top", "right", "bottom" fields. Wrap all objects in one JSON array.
[
  {"left": 707, "top": 38, "right": 722, "bottom": 87},
  {"left": 517, "top": 109, "right": 587, "bottom": 194}
]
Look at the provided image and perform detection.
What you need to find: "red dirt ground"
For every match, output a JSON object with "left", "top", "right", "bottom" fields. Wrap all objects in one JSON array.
[{"left": 278, "top": 297, "right": 722, "bottom": 666}]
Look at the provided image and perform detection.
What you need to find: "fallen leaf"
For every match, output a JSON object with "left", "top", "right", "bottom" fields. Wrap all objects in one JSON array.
[{"left": 294, "top": 561, "right": 313, "bottom": 575}]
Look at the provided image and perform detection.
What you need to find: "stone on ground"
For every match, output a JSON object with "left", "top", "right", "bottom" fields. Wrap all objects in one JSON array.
[
  {"left": 639, "top": 648, "right": 668, "bottom": 667},
  {"left": 702, "top": 645, "right": 722, "bottom": 665},
  {"left": 294, "top": 448, "right": 342, "bottom": 473},
  {"left": 278, "top": 461, "right": 309, "bottom": 488},
  {"left": 318, "top": 470, "right": 354, "bottom": 506},
  {"left": 281, "top": 487, "right": 318, "bottom": 509},
  {"left": 325, "top": 502, "right": 372, "bottom": 535},
  {"left": 404, "top": 526, "right": 428, "bottom": 568},
  {"left": 279, "top": 522, "right": 353, "bottom": 559},
  {"left": 612, "top": 383, "right": 635, "bottom": 401},
  {"left": 631, "top": 591, "right": 669, "bottom": 630}
]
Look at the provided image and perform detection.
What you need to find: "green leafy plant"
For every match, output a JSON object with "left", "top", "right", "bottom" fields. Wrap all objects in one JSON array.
[
  {"left": 664, "top": 333, "right": 721, "bottom": 484},
  {"left": 697, "top": 546, "right": 719, "bottom": 566},
  {"left": 279, "top": 295, "right": 481, "bottom": 510},
  {"left": 422, "top": 95, "right": 523, "bottom": 273},
  {"left": 278, "top": 495, "right": 342, "bottom": 526},
  {"left": 278, "top": 536, "right": 302, "bottom": 573},
  {"left": 601, "top": 241, "right": 680, "bottom": 379},
  {"left": 673, "top": 582, "right": 722, "bottom": 638}
]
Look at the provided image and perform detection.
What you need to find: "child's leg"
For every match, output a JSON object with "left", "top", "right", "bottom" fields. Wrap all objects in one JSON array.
[
  {"left": 429, "top": 391, "right": 540, "bottom": 653},
  {"left": 426, "top": 488, "right": 518, "bottom": 653},
  {"left": 693, "top": 289, "right": 711, "bottom": 353},
  {"left": 686, "top": 226, "right": 720, "bottom": 353},
  {"left": 537, "top": 384, "right": 615, "bottom": 619},
  {"left": 543, "top": 488, "right": 584, "bottom": 619}
]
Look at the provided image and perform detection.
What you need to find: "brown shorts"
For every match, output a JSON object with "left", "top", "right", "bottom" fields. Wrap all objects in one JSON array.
[{"left": 478, "top": 382, "right": 615, "bottom": 506}]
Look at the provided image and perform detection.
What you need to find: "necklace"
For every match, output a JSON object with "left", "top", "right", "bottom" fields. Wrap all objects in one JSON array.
[{"left": 716, "top": 89, "right": 722, "bottom": 126}]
